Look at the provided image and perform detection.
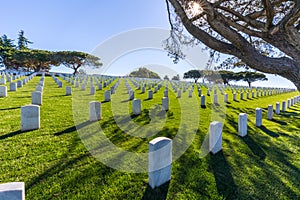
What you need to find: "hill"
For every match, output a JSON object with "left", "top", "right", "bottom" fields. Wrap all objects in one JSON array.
[{"left": 129, "top": 67, "right": 160, "bottom": 79}]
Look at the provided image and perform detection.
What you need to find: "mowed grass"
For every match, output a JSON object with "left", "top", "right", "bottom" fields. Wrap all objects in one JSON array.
[{"left": 0, "top": 75, "right": 299, "bottom": 199}]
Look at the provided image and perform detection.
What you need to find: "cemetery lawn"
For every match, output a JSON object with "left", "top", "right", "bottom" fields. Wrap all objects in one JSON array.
[{"left": 0, "top": 75, "right": 300, "bottom": 199}]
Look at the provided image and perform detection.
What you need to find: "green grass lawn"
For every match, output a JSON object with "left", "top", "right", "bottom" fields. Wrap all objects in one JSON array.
[{"left": 0, "top": 75, "right": 299, "bottom": 199}]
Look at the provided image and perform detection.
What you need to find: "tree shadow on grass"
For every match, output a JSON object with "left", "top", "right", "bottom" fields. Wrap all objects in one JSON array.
[
  {"left": 142, "top": 181, "right": 170, "bottom": 200},
  {"left": 54, "top": 121, "right": 93, "bottom": 136},
  {"left": 270, "top": 118, "right": 287, "bottom": 126},
  {"left": 209, "top": 150, "right": 238, "bottom": 199},
  {"left": 259, "top": 126, "right": 279, "bottom": 138},
  {"left": 241, "top": 135, "right": 266, "bottom": 160},
  {"left": 0, "top": 106, "right": 20, "bottom": 111},
  {"left": 0, "top": 130, "right": 28, "bottom": 140}
]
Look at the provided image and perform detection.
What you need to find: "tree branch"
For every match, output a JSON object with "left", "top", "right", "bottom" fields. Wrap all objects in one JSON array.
[
  {"left": 217, "top": 6, "right": 266, "bottom": 31},
  {"left": 168, "top": 0, "right": 238, "bottom": 55},
  {"left": 262, "top": 0, "right": 275, "bottom": 29}
]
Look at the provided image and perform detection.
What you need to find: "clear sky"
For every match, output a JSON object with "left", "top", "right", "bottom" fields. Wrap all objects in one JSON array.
[{"left": 0, "top": 0, "right": 296, "bottom": 88}]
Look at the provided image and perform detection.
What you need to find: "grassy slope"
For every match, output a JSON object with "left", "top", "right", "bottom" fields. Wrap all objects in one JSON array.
[{"left": 0, "top": 76, "right": 299, "bottom": 199}]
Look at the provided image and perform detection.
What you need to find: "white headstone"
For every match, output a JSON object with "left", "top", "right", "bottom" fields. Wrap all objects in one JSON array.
[
  {"left": 0, "top": 182, "right": 25, "bottom": 200},
  {"left": 287, "top": 99, "right": 291, "bottom": 108},
  {"left": 10, "top": 82, "right": 17, "bottom": 91},
  {"left": 233, "top": 93, "right": 237, "bottom": 101},
  {"left": 188, "top": 90, "right": 193, "bottom": 98},
  {"left": 81, "top": 84, "right": 86, "bottom": 91},
  {"left": 224, "top": 93, "right": 228, "bottom": 103},
  {"left": 162, "top": 97, "right": 169, "bottom": 111},
  {"left": 275, "top": 102, "right": 280, "bottom": 114},
  {"left": 256, "top": 108, "right": 262, "bottom": 127},
  {"left": 98, "top": 84, "right": 102, "bottom": 90},
  {"left": 0, "top": 86, "right": 7, "bottom": 97},
  {"left": 198, "top": 89, "right": 202, "bottom": 97},
  {"left": 209, "top": 121, "right": 223, "bottom": 154},
  {"left": 66, "top": 86, "right": 72, "bottom": 96},
  {"left": 132, "top": 99, "right": 142, "bottom": 115},
  {"left": 0, "top": 77, "right": 6, "bottom": 85},
  {"left": 141, "top": 87, "right": 145, "bottom": 93},
  {"left": 129, "top": 90, "right": 134, "bottom": 100},
  {"left": 36, "top": 85, "right": 43, "bottom": 93},
  {"left": 89, "top": 101, "right": 101, "bottom": 121},
  {"left": 200, "top": 95, "right": 206, "bottom": 107},
  {"left": 90, "top": 86, "right": 96, "bottom": 95},
  {"left": 21, "top": 105, "right": 40, "bottom": 131},
  {"left": 267, "top": 105, "right": 273, "bottom": 120},
  {"left": 214, "top": 94, "right": 218, "bottom": 104},
  {"left": 148, "top": 137, "right": 172, "bottom": 189},
  {"left": 104, "top": 90, "right": 111, "bottom": 102},
  {"left": 31, "top": 92, "right": 42, "bottom": 105},
  {"left": 148, "top": 90, "right": 153, "bottom": 99},
  {"left": 177, "top": 90, "right": 181, "bottom": 98},
  {"left": 282, "top": 101, "right": 286, "bottom": 112},
  {"left": 164, "top": 89, "right": 168, "bottom": 98},
  {"left": 238, "top": 113, "right": 248, "bottom": 137},
  {"left": 17, "top": 80, "right": 23, "bottom": 88},
  {"left": 240, "top": 92, "right": 244, "bottom": 100}
]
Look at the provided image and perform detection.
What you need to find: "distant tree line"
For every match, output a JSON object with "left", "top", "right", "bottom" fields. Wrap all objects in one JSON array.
[
  {"left": 0, "top": 30, "right": 102, "bottom": 74},
  {"left": 129, "top": 67, "right": 161, "bottom": 79},
  {"left": 183, "top": 69, "right": 267, "bottom": 87}
]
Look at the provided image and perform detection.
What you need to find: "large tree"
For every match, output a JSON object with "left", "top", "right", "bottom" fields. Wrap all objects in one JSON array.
[
  {"left": 183, "top": 69, "right": 202, "bottom": 83},
  {"left": 235, "top": 71, "right": 268, "bottom": 87},
  {"left": 165, "top": 0, "right": 300, "bottom": 90},
  {"left": 53, "top": 51, "right": 102, "bottom": 75}
]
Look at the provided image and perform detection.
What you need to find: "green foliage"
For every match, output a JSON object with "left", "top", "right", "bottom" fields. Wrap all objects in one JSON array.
[
  {"left": 52, "top": 51, "right": 102, "bottom": 75},
  {"left": 183, "top": 69, "right": 202, "bottom": 83},
  {"left": 171, "top": 74, "right": 180, "bottom": 80},
  {"left": 17, "top": 30, "right": 32, "bottom": 50},
  {"left": 201, "top": 70, "right": 267, "bottom": 86},
  {"left": 129, "top": 67, "right": 161, "bottom": 79},
  {"left": 235, "top": 71, "right": 268, "bottom": 87}
]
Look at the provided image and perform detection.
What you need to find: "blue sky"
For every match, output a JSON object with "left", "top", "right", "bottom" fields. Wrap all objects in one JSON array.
[{"left": 0, "top": 0, "right": 296, "bottom": 88}]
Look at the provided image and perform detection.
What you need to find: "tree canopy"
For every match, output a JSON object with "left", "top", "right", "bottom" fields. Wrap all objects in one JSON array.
[
  {"left": 183, "top": 69, "right": 202, "bottom": 83},
  {"left": 235, "top": 71, "right": 268, "bottom": 87},
  {"left": 165, "top": 0, "right": 300, "bottom": 90},
  {"left": 172, "top": 74, "right": 180, "bottom": 80},
  {"left": 200, "top": 69, "right": 268, "bottom": 86},
  {"left": 129, "top": 67, "right": 161, "bottom": 79}
]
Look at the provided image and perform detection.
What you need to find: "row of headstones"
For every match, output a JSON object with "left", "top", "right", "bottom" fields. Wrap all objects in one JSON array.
[
  {"left": 233, "top": 95, "right": 300, "bottom": 140},
  {"left": 145, "top": 94, "right": 300, "bottom": 189},
  {"left": 127, "top": 78, "right": 163, "bottom": 93},
  {"left": 20, "top": 76, "right": 46, "bottom": 131},
  {"left": 54, "top": 74, "right": 118, "bottom": 97},
  {"left": 31, "top": 75, "right": 45, "bottom": 106},
  {"left": 0, "top": 73, "right": 27, "bottom": 85},
  {"left": 0, "top": 73, "right": 37, "bottom": 97},
  {"left": 125, "top": 81, "right": 163, "bottom": 101},
  {"left": 88, "top": 96, "right": 169, "bottom": 122},
  {"left": 59, "top": 73, "right": 116, "bottom": 90},
  {"left": 51, "top": 75, "right": 63, "bottom": 88}
]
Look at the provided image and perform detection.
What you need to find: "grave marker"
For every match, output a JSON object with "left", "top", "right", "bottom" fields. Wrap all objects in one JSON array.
[{"left": 148, "top": 137, "right": 172, "bottom": 189}]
